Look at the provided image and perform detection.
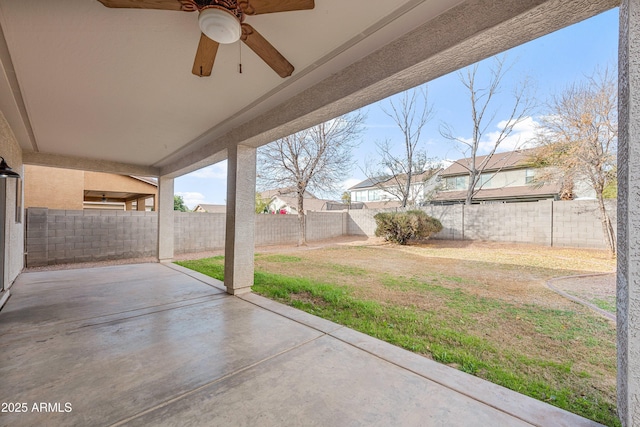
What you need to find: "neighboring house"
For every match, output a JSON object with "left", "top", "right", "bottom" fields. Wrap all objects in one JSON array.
[
  {"left": 348, "top": 170, "right": 441, "bottom": 208},
  {"left": 431, "top": 149, "right": 567, "bottom": 204},
  {"left": 259, "top": 187, "right": 336, "bottom": 214},
  {"left": 193, "top": 204, "right": 226, "bottom": 213},
  {"left": 24, "top": 165, "right": 158, "bottom": 211}
]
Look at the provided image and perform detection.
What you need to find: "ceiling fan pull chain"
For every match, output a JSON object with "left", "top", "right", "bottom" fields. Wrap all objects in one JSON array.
[{"left": 238, "top": 40, "right": 243, "bottom": 74}]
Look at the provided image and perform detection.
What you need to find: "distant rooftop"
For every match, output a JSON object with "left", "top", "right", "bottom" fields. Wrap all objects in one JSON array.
[{"left": 440, "top": 148, "right": 539, "bottom": 177}]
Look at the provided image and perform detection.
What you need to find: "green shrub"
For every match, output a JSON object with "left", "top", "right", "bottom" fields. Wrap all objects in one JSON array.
[{"left": 374, "top": 210, "right": 443, "bottom": 245}]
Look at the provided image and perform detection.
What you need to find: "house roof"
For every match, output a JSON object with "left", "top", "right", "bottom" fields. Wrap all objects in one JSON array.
[
  {"left": 260, "top": 187, "right": 316, "bottom": 200},
  {"left": 131, "top": 176, "right": 158, "bottom": 187},
  {"left": 273, "top": 196, "right": 330, "bottom": 212},
  {"left": 194, "top": 204, "right": 226, "bottom": 213},
  {"left": 432, "top": 182, "right": 561, "bottom": 202},
  {"left": 349, "top": 170, "right": 441, "bottom": 191},
  {"left": 441, "top": 149, "right": 539, "bottom": 177},
  {"left": 349, "top": 177, "right": 389, "bottom": 190}
]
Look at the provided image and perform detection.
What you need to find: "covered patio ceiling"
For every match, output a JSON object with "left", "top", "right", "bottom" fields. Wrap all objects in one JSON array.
[{"left": 0, "top": 0, "right": 619, "bottom": 178}]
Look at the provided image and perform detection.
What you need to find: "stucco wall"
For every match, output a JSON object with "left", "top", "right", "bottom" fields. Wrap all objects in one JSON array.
[
  {"left": 24, "top": 165, "right": 84, "bottom": 210},
  {"left": 24, "top": 165, "right": 158, "bottom": 210},
  {"left": 84, "top": 171, "right": 156, "bottom": 195},
  {"left": 0, "top": 110, "right": 24, "bottom": 290}
]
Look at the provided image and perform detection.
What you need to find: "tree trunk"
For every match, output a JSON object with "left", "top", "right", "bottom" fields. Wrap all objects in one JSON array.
[
  {"left": 465, "top": 172, "right": 475, "bottom": 206},
  {"left": 297, "top": 191, "right": 306, "bottom": 246},
  {"left": 596, "top": 194, "right": 616, "bottom": 256},
  {"left": 402, "top": 173, "right": 411, "bottom": 207}
]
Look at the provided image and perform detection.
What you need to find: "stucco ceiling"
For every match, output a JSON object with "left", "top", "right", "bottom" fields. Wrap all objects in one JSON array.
[{"left": 0, "top": 0, "right": 618, "bottom": 177}]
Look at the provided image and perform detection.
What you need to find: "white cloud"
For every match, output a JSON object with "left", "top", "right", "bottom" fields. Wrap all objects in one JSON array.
[
  {"left": 176, "top": 191, "right": 206, "bottom": 210},
  {"left": 341, "top": 178, "right": 363, "bottom": 191},
  {"left": 477, "top": 116, "right": 539, "bottom": 155},
  {"left": 190, "top": 162, "right": 227, "bottom": 179}
]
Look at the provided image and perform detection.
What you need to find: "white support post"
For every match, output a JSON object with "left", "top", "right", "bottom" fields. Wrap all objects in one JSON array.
[
  {"left": 618, "top": 1, "right": 640, "bottom": 425},
  {"left": 224, "top": 145, "right": 256, "bottom": 295},
  {"left": 157, "top": 176, "right": 174, "bottom": 262}
]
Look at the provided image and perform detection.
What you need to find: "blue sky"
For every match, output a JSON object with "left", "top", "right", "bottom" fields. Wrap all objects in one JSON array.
[{"left": 176, "top": 8, "right": 619, "bottom": 209}]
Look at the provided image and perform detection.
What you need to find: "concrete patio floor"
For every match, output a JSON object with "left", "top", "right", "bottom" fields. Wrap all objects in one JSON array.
[{"left": 0, "top": 263, "right": 602, "bottom": 427}]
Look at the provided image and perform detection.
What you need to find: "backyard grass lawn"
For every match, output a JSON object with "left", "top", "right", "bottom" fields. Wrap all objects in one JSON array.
[{"left": 176, "top": 240, "right": 618, "bottom": 426}]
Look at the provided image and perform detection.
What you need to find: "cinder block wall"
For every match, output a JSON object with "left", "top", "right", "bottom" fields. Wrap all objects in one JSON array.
[
  {"left": 305, "top": 211, "right": 346, "bottom": 241},
  {"left": 421, "top": 204, "right": 464, "bottom": 240},
  {"left": 463, "top": 201, "right": 553, "bottom": 245},
  {"left": 346, "top": 200, "right": 616, "bottom": 249},
  {"left": 174, "top": 212, "right": 225, "bottom": 254},
  {"left": 347, "top": 205, "right": 463, "bottom": 240},
  {"left": 552, "top": 200, "right": 617, "bottom": 248},
  {"left": 255, "top": 214, "right": 299, "bottom": 246},
  {"left": 25, "top": 200, "right": 617, "bottom": 266},
  {"left": 26, "top": 208, "right": 157, "bottom": 267},
  {"left": 25, "top": 209, "right": 349, "bottom": 266},
  {"left": 347, "top": 208, "right": 379, "bottom": 236}
]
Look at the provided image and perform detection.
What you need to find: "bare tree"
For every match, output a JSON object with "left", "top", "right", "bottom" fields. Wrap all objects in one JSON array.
[
  {"left": 440, "top": 55, "right": 535, "bottom": 205},
  {"left": 257, "top": 111, "right": 365, "bottom": 245},
  {"left": 534, "top": 67, "right": 617, "bottom": 255},
  {"left": 366, "top": 85, "right": 439, "bottom": 207}
]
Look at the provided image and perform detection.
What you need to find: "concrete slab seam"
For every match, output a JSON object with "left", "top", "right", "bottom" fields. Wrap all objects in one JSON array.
[
  {"left": 327, "top": 331, "right": 543, "bottom": 427},
  {"left": 161, "top": 262, "right": 227, "bottom": 292},
  {"left": 236, "top": 293, "right": 345, "bottom": 335},
  {"left": 76, "top": 295, "right": 229, "bottom": 329},
  {"left": 107, "top": 334, "right": 327, "bottom": 427},
  {"left": 0, "top": 294, "right": 226, "bottom": 341}
]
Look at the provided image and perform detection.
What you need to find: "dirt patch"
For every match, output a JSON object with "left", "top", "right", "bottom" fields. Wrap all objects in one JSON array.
[
  {"left": 259, "top": 239, "right": 615, "bottom": 309},
  {"left": 256, "top": 240, "right": 615, "bottom": 390},
  {"left": 548, "top": 273, "right": 616, "bottom": 319},
  {"left": 550, "top": 273, "right": 615, "bottom": 303},
  {"left": 288, "top": 291, "right": 329, "bottom": 308}
]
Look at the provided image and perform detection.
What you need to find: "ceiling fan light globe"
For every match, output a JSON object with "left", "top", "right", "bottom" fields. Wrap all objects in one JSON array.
[{"left": 198, "top": 8, "right": 241, "bottom": 44}]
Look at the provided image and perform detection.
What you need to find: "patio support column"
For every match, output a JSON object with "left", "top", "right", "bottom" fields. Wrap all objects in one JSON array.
[
  {"left": 137, "top": 196, "right": 147, "bottom": 211},
  {"left": 224, "top": 144, "right": 256, "bottom": 295},
  {"left": 157, "top": 176, "right": 174, "bottom": 262},
  {"left": 619, "top": 1, "right": 640, "bottom": 425}
]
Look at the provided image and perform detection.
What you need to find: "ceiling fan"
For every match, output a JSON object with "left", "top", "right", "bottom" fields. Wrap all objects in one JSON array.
[{"left": 97, "top": 0, "right": 315, "bottom": 78}]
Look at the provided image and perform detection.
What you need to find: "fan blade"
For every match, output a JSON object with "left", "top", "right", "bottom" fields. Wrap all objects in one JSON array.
[
  {"left": 192, "top": 33, "right": 219, "bottom": 77},
  {"left": 239, "top": 0, "right": 314, "bottom": 15},
  {"left": 241, "top": 24, "right": 294, "bottom": 78},
  {"left": 96, "top": 0, "right": 191, "bottom": 11}
]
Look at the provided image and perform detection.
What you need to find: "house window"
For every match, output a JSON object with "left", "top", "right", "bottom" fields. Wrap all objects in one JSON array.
[
  {"left": 353, "top": 191, "right": 367, "bottom": 202},
  {"left": 368, "top": 189, "right": 380, "bottom": 201},
  {"left": 525, "top": 169, "right": 535, "bottom": 184},
  {"left": 478, "top": 173, "right": 493, "bottom": 188},
  {"left": 445, "top": 176, "right": 467, "bottom": 190}
]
